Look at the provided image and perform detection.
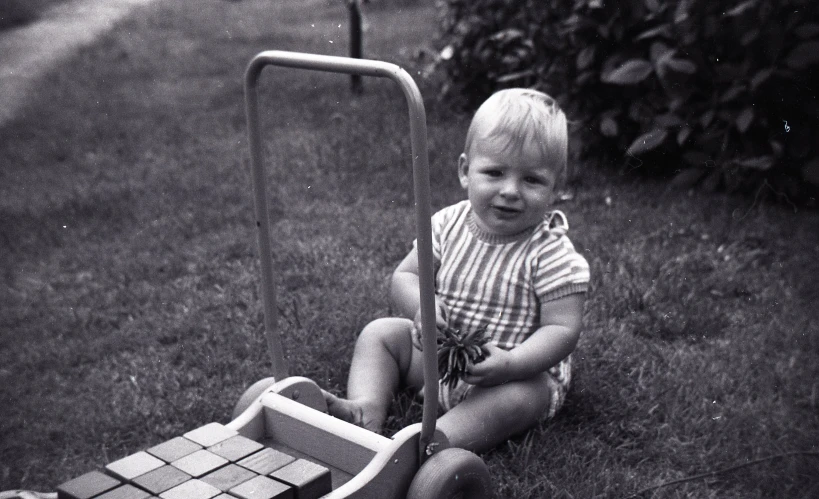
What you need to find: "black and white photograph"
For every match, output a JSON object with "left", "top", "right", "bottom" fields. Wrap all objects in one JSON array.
[{"left": 2, "top": 0, "right": 817, "bottom": 497}]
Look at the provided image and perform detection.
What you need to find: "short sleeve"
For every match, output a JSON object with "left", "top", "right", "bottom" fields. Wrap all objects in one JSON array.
[{"left": 533, "top": 235, "right": 590, "bottom": 303}]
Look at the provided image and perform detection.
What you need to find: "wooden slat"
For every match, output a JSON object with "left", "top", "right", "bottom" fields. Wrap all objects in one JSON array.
[{"left": 260, "top": 392, "right": 389, "bottom": 475}]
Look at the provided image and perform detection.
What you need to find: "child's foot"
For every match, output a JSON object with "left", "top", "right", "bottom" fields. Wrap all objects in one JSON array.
[{"left": 322, "top": 390, "right": 382, "bottom": 433}]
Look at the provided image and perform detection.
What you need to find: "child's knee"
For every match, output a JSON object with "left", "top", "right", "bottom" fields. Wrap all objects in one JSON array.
[
  {"left": 495, "top": 375, "right": 553, "bottom": 422},
  {"left": 357, "top": 317, "right": 413, "bottom": 356},
  {"left": 359, "top": 317, "right": 411, "bottom": 341}
]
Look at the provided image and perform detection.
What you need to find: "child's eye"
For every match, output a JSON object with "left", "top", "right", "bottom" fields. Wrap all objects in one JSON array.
[
  {"left": 524, "top": 176, "right": 544, "bottom": 184},
  {"left": 484, "top": 170, "right": 503, "bottom": 177}
]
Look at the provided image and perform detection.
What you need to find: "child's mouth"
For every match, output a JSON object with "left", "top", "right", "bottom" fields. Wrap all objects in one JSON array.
[{"left": 491, "top": 205, "right": 522, "bottom": 217}]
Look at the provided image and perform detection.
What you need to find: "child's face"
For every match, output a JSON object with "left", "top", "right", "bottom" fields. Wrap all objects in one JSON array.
[{"left": 459, "top": 133, "right": 557, "bottom": 237}]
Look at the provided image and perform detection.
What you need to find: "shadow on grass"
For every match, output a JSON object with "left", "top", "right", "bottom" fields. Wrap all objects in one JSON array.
[{"left": 0, "top": 0, "right": 70, "bottom": 30}]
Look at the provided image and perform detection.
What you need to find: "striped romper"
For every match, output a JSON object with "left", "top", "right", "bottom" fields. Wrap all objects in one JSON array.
[{"left": 418, "top": 200, "right": 590, "bottom": 419}]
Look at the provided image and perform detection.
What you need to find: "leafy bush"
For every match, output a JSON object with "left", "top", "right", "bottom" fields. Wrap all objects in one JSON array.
[{"left": 435, "top": 0, "right": 819, "bottom": 204}]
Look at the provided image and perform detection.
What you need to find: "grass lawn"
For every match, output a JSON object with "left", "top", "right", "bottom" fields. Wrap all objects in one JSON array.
[{"left": 1, "top": 0, "right": 818, "bottom": 497}]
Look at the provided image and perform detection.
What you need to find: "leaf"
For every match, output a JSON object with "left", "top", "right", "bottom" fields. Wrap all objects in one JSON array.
[
  {"left": 677, "top": 126, "right": 692, "bottom": 145},
  {"left": 626, "top": 128, "right": 668, "bottom": 155},
  {"left": 650, "top": 42, "right": 673, "bottom": 65},
  {"left": 750, "top": 68, "right": 773, "bottom": 90},
  {"left": 720, "top": 85, "right": 744, "bottom": 102},
  {"left": 674, "top": 0, "right": 691, "bottom": 23},
  {"left": 600, "top": 116, "right": 618, "bottom": 137},
  {"left": 576, "top": 46, "right": 596, "bottom": 71},
  {"left": 735, "top": 107, "right": 754, "bottom": 133},
  {"left": 724, "top": 0, "right": 758, "bottom": 17},
  {"left": 602, "top": 59, "right": 654, "bottom": 85},
  {"left": 495, "top": 69, "right": 536, "bottom": 83},
  {"left": 670, "top": 167, "right": 707, "bottom": 188},
  {"left": 735, "top": 156, "right": 774, "bottom": 170},
  {"left": 489, "top": 28, "right": 526, "bottom": 43},
  {"left": 635, "top": 24, "right": 671, "bottom": 41},
  {"left": 669, "top": 97, "right": 687, "bottom": 111},
  {"left": 664, "top": 57, "right": 697, "bottom": 74},
  {"left": 577, "top": 70, "right": 596, "bottom": 85},
  {"left": 700, "top": 109, "right": 715, "bottom": 128},
  {"left": 785, "top": 41, "right": 819, "bottom": 69}
]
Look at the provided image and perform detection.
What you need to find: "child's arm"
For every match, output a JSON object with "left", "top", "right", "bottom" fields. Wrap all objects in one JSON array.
[
  {"left": 390, "top": 248, "right": 447, "bottom": 342},
  {"left": 390, "top": 247, "right": 422, "bottom": 319},
  {"left": 464, "top": 293, "right": 585, "bottom": 387}
]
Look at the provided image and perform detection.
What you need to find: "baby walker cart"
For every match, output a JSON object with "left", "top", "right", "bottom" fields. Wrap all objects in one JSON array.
[{"left": 2, "top": 51, "right": 492, "bottom": 499}]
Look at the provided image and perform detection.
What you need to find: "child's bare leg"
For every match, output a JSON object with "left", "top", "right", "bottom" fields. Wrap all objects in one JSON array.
[
  {"left": 324, "top": 318, "right": 423, "bottom": 433},
  {"left": 435, "top": 373, "right": 553, "bottom": 453}
]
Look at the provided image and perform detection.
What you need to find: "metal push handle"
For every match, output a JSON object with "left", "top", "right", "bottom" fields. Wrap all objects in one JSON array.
[{"left": 244, "top": 51, "right": 439, "bottom": 456}]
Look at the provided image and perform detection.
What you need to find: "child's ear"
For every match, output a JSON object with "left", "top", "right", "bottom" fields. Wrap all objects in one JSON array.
[{"left": 457, "top": 153, "right": 469, "bottom": 189}]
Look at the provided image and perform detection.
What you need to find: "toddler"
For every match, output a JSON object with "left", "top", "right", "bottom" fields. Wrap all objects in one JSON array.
[{"left": 324, "top": 88, "right": 590, "bottom": 453}]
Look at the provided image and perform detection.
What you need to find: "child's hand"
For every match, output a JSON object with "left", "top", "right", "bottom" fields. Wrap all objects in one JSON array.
[
  {"left": 462, "top": 344, "right": 513, "bottom": 387},
  {"left": 411, "top": 299, "right": 447, "bottom": 351}
]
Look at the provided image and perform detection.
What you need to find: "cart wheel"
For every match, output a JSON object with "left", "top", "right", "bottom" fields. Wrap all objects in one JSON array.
[
  {"left": 407, "top": 448, "right": 492, "bottom": 499},
  {"left": 232, "top": 377, "right": 277, "bottom": 420}
]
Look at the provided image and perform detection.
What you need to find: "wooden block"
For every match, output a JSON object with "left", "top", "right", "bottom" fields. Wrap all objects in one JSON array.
[
  {"left": 132, "top": 465, "right": 191, "bottom": 495},
  {"left": 147, "top": 437, "right": 202, "bottom": 463},
  {"left": 237, "top": 448, "right": 295, "bottom": 476},
  {"left": 200, "top": 464, "right": 256, "bottom": 492},
  {"left": 159, "top": 479, "right": 221, "bottom": 499},
  {"left": 96, "top": 485, "right": 151, "bottom": 499},
  {"left": 183, "top": 423, "right": 238, "bottom": 447},
  {"left": 229, "top": 475, "right": 293, "bottom": 499},
  {"left": 57, "top": 471, "right": 121, "bottom": 499},
  {"left": 208, "top": 435, "right": 264, "bottom": 462},
  {"left": 106, "top": 451, "right": 166, "bottom": 481},
  {"left": 270, "top": 460, "right": 331, "bottom": 499},
  {"left": 171, "top": 449, "right": 229, "bottom": 478}
]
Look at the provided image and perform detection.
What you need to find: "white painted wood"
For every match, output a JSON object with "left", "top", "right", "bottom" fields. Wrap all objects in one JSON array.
[
  {"left": 325, "top": 424, "right": 450, "bottom": 498},
  {"left": 272, "top": 377, "right": 328, "bottom": 413},
  {"left": 260, "top": 392, "right": 390, "bottom": 475},
  {"left": 227, "top": 388, "right": 267, "bottom": 440}
]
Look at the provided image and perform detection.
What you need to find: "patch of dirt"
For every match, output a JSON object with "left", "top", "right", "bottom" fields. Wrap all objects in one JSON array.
[{"left": 0, "top": 0, "right": 160, "bottom": 126}]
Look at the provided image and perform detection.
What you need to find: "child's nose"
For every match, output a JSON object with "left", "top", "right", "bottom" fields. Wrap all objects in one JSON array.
[{"left": 499, "top": 179, "right": 520, "bottom": 198}]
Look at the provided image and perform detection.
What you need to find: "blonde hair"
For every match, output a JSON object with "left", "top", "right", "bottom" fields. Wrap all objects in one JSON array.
[{"left": 464, "top": 88, "right": 568, "bottom": 184}]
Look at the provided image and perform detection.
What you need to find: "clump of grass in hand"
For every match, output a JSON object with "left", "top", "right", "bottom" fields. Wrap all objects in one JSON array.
[{"left": 437, "top": 325, "right": 490, "bottom": 388}]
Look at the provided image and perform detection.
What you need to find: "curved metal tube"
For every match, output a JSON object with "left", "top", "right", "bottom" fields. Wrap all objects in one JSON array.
[{"left": 244, "top": 51, "right": 439, "bottom": 461}]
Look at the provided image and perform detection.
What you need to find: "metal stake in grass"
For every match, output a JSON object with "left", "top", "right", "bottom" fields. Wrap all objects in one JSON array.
[{"left": 348, "top": 0, "right": 363, "bottom": 94}]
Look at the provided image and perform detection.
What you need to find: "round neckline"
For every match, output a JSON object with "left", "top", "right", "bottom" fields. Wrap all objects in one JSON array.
[{"left": 466, "top": 210, "right": 537, "bottom": 244}]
